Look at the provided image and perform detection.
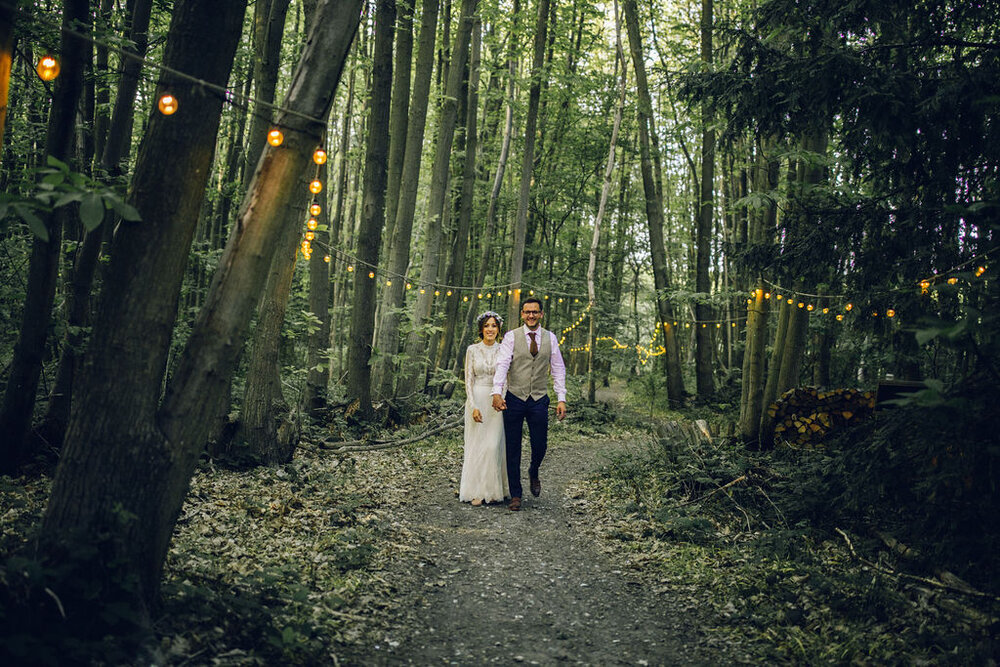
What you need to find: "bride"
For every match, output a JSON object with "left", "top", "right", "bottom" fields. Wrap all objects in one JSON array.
[{"left": 460, "top": 311, "right": 509, "bottom": 505}]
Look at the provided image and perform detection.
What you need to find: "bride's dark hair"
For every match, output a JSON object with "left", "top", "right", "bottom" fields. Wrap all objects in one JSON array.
[{"left": 476, "top": 311, "right": 503, "bottom": 340}]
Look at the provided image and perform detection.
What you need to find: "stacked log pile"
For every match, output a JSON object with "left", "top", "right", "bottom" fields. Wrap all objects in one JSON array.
[{"left": 769, "top": 387, "right": 876, "bottom": 446}]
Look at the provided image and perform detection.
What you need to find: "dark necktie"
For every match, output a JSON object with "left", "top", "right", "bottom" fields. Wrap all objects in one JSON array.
[{"left": 529, "top": 331, "right": 538, "bottom": 357}]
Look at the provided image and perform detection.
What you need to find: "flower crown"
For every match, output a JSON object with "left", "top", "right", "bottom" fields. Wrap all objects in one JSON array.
[{"left": 476, "top": 310, "right": 504, "bottom": 328}]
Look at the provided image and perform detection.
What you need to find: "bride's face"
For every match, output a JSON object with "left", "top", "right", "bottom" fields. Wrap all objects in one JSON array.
[{"left": 482, "top": 317, "right": 500, "bottom": 343}]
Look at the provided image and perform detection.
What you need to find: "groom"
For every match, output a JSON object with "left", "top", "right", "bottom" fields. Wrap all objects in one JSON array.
[{"left": 491, "top": 297, "right": 567, "bottom": 511}]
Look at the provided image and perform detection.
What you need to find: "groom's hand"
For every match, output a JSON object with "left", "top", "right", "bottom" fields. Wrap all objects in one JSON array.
[
  {"left": 491, "top": 394, "right": 506, "bottom": 411},
  {"left": 556, "top": 401, "right": 567, "bottom": 421}
]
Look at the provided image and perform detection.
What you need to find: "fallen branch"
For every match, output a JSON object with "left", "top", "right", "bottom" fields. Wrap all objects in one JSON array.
[
  {"left": 676, "top": 474, "right": 747, "bottom": 507},
  {"left": 322, "top": 416, "right": 463, "bottom": 453},
  {"left": 835, "top": 528, "right": 998, "bottom": 602}
]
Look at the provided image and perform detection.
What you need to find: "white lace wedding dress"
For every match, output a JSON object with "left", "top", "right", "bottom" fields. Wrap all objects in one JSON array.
[{"left": 460, "top": 340, "right": 509, "bottom": 503}]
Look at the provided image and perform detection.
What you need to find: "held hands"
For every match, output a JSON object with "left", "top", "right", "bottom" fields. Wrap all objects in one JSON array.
[
  {"left": 556, "top": 401, "right": 567, "bottom": 421},
  {"left": 491, "top": 394, "right": 506, "bottom": 411},
  {"left": 472, "top": 408, "right": 483, "bottom": 423}
]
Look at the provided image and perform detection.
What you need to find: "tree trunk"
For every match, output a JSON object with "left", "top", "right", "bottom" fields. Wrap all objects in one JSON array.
[
  {"left": 623, "top": 0, "right": 683, "bottom": 405},
  {"left": 301, "top": 159, "right": 332, "bottom": 417},
  {"left": 397, "top": 0, "right": 478, "bottom": 397},
  {"left": 738, "top": 280, "right": 769, "bottom": 445},
  {"left": 506, "top": 0, "right": 549, "bottom": 327},
  {"left": 695, "top": 0, "right": 715, "bottom": 398},
  {"left": 437, "top": 16, "right": 481, "bottom": 388},
  {"left": 0, "top": 2, "right": 14, "bottom": 157},
  {"left": 233, "top": 188, "right": 308, "bottom": 464},
  {"left": 39, "top": 0, "right": 360, "bottom": 623},
  {"left": 372, "top": 0, "right": 441, "bottom": 397},
  {"left": 242, "top": 0, "right": 293, "bottom": 189},
  {"left": 38, "top": 0, "right": 155, "bottom": 450},
  {"left": 450, "top": 0, "right": 519, "bottom": 378},
  {"left": 380, "top": 0, "right": 413, "bottom": 255},
  {"left": 587, "top": 7, "right": 626, "bottom": 403},
  {"left": 346, "top": 0, "right": 395, "bottom": 416},
  {"left": 0, "top": 0, "right": 89, "bottom": 473}
]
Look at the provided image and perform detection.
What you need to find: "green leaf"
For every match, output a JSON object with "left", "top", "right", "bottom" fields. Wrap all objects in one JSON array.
[
  {"left": 46, "top": 155, "right": 69, "bottom": 171},
  {"left": 54, "top": 191, "right": 84, "bottom": 208},
  {"left": 14, "top": 204, "right": 48, "bottom": 242},
  {"left": 108, "top": 196, "right": 141, "bottom": 222},
  {"left": 80, "top": 193, "right": 105, "bottom": 231}
]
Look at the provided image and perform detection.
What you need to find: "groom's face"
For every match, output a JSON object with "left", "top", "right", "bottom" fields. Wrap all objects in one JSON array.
[{"left": 521, "top": 303, "right": 542, "bottom": 329}]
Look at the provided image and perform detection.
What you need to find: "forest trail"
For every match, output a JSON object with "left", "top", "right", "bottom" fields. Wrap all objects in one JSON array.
[{"left": 338, "top": 390, "right": 727, "bottom": 665}]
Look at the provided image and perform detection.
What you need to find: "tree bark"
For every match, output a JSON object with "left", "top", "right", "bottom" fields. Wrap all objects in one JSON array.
[
  {"left": 242, "top": 0, "right": 293, "bottom": 189},
  {"left": 301, "top": 158, "right": 332, "bottom": 417},
  {"left": 623, "top": 0, "right": 684, "bottom": 405},
  {"left": 436, "top": 16, "right": 481, "bottom": 387},
  {"left": 0, "top": 0, "right": 89, "bottom": 473},
  {"left": 380, "top": 0, "right": 413, "bottom": 255},
  {"left": 587, "top": 5, "right": 626, "bottom": 403},
  {"left": 346, "top": 0, "right": 395, "bottom": 416},
  {"left": 506, "top": 0, "right": 550, "bottom": 327},
  {"left": 38, "top": 0, "right": 155, "bottom": 450},
  {"left": 397, "top": 0, "right": 478, "bottom": 397},
  {"left": 695, "top": 0, "right": 715, "bottom": 398},
  {"left": 372, "top": 0, "right": 441, "bottom": 397},
  {"left": 39, "top": 0, "right": 360, "bottom": 620}
]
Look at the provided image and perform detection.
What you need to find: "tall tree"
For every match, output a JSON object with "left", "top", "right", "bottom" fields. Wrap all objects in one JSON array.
[
  {"left": 372, "top": 0, "right": 441, "bottom": 398},
  {"left": 397, "top": 0, "right": 478, "bottom": 396},
  {"left": 505, "top": 0, "right": 549, "bottom": 327},
  {"left": 0, "top": 0, "right": 89, "bottom": 472},
  {"left": 622, "top": 0, "right": 684, "bottom": 405},
  {"left": 37, "top": 0, "right": 360, "bottom": 623},
  {"left": 587, "top": 1, "right": 626, "bottom": 404},
  {"left": 694, "top": 0, "right": 715, "bottom": 398},
  {"left": 346, "top": 0, "right": 395, "bottom": 415}
]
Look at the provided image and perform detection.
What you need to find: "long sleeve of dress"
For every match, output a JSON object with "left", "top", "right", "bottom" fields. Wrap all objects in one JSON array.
[{"left": 465, "top": 345, "right": 479, "bottom": 414}]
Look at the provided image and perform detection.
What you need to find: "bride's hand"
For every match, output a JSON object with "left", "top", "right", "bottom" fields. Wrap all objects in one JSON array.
[{"left": 472, "top": 409, "right": 483, "bottom": 423}]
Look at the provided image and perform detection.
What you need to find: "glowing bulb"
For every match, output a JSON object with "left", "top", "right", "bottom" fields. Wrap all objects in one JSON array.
[
  {"left": 324, "top": 255, "right": 331, "bottom": 263},
  {"left": 347, "top": 265, "right": 354, "bottom": 272},
  {"left": 310, "top": 204, "right": 322, "bottom": 216},
  {"left": 806, "top": 304, "right": 814, "bottom": 311},
  {"left": 920, "top": 280, "right": 930, "bottom": 290},
  {"left": 158, "top": 94, "right": 178, "bottom": 115},
  {"left": 822, "top": 307, "right": 829, "bottom": 314},
  {"left": 36, "top": 55, "right": 60, "bottom": 81},
  {"left": 267, "top": 128, "right": 283, "bottom": 146},
  {"left": 478, "top": 293, "right": 483, "bottom": 299},
  {"left": 446, "top": 290, "right": 452, "bottom": 296},
  {"left": 306, "top": 218, "right": 318, "bottom": 230},
  {"left": 304, "top": 231, "right": 315, "bottom": 241},
  {"left": 887, "top": 309, "right": 895, "bottom": 317},
  {"left": 529, "top": 290, "right": 535, "bottom": 295},
  {"left": 764, "top": 292, "right": 771, "bottom": 299},
  {"left": 434, "top": 290, "right": 440, "bottom": 296},
  {"left": 787, "top": 298, "right": 793, "bottom": 305},
  {"left": 419, "top": 289, "right": 425, "bottom": 294},
  {"left": 309, "top": 180, "right": 323, "bottom": 194},
  {"left": 947, "top": 277, "right": 958, "bottom": 285},
  {"left": 487, "top": 292, "right": 492, "bottom": 298},
  {"left": 975, "top": 266, "right": 986, "bottom": 277},
  {"left": 845, "top": 303, "right": 853, "bottom": 311},
  {"left": 716, "top": 323, "right": 721, "bottom": 328},
  {"left": 836, "top": 314, "right": 844, "bottom": 321},
  {"left": 406, "top": 283, "right": 412, "bottom": 290},
  {"left": 386, "top": 280, "right": 392, "bottom": 286},
  {"left": 463, "top": 296, "right": 468, "bottom": 302},
  {"left": 313, "top": 148, "right": 328, "bottom": 164},
  {"left": 368, "top": 271, "right": 375, "bottom": 278}
]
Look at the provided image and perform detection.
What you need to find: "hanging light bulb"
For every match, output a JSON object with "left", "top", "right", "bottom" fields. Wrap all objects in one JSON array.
[
  {"left": 347, "top": 265, "right": 354, "bottom": 272},
  {"left": 306, "top": 218, "right": 318, "bottom": 231},
  {"left": 36, "top": 55, "right": 60, "bottom": 81},
  {"left": 309, "top": 180, "right": 323, "bottom": 194},
  {"left": 368, "top": 271, "right": 375, "bottom": 278},
  {"left": 313, "top": 148, "right": 328, "bottom": 164},
  {"left": 845, "top": 303, "right": 853, "bottom": 311},
  {"left": 304, "top": 231, "right": 315, "bottom": 241},
  {"left": 310, "top": 204, "right": 322, "bottom": 216},
  {"left": 158, "top": 93, "right": 178, "bottom": 115},
  {"left": 887, "top": 309, "right": 896, "bottom": 317},
  {"left": 267, "top": 128, "right": 284, "bottom": 146},
  {"left": 324, "top": 255, "right": 330, "bottom": 263},
  {"left": 386, "top": 280, "right": 392, "bottom": 286},
  {"left": 446, "top": 290, "right": 452, "bottom": 296},
  {"left": 836, "top": 314, "right": 844, "bottom": 321}
]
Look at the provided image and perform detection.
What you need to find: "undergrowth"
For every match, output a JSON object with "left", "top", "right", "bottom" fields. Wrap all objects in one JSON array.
[{"left": 584, "top": 379, "right": 1000, "bottom": 663}]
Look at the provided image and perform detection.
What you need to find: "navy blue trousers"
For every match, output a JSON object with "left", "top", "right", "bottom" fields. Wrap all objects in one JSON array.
[{"left": 502, "top": 392, "right": 549, "bottom": 499}]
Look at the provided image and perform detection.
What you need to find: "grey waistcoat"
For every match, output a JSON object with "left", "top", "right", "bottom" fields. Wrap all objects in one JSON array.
[{"left": 507, "top": 326, "right": 551, "bottom": 401}]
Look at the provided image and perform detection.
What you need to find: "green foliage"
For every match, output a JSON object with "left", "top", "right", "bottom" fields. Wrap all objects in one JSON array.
[{"left": 0, "top": 157, "right": 140, "bottom": 240}]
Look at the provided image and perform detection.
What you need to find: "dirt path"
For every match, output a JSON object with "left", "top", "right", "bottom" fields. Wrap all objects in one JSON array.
[{"left": 339, "top": 403, "right": 726, "bottom": 665}]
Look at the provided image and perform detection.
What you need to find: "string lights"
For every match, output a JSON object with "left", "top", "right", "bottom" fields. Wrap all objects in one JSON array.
[
  {"left": 35, "top": 55, "right": 60, "bottom": 81},
  {"left": 157, "top": 93, "right": 178, "bottom": 115}
]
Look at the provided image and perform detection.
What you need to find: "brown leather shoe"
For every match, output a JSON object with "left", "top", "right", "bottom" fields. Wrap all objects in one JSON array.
[
  {"left": 530, "top": 476, "right": 541, "bottom": 497},
  {"left": 508, "top": 497, "right": 521, "bottom": 511}
]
